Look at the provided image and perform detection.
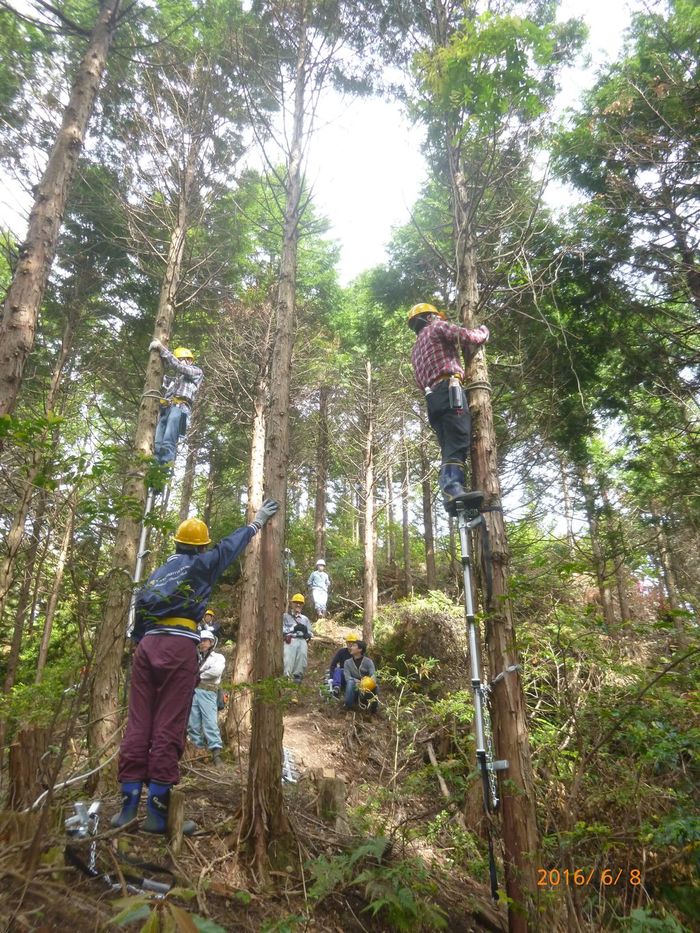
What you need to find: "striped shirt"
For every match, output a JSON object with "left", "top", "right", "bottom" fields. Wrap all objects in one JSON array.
[{"left": 411, "top": 320, "right": 489, "bottom": 391}]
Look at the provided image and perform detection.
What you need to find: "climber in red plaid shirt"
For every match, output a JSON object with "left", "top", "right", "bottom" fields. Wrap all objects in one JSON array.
[{"left": 408, "top": 303, "right": 489, "bottom": 510}]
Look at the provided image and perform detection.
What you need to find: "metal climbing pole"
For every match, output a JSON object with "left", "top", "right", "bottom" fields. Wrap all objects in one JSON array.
[
  {"left": 454, "top": 492, "right": 508, "bottom": 900},
  {"left": 126, "top": 487, "right": 156, "bottom": 638}
]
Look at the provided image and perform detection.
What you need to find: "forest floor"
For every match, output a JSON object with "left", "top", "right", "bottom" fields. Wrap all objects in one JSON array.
[{"left": 1, "top": 620, "right": 507, "bottom": 932}]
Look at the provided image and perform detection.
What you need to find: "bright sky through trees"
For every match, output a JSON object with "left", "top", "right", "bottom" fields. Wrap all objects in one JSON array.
[
  {"left": 307, "top": 0, "right": 647, "bottom": 284},
  {"left": 0, "top": 0, "right": 647, "bottom": 285}
]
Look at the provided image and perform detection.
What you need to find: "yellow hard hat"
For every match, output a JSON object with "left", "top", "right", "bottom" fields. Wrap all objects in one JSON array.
[
  {"left": 204, "top": 608, "right": 215, "bottom": 617},
  {"left": 407, "top": 303, "right": 445, "bottom": 326},
  {"left": 345, "top": 632, "right": 360, "bottom": 643},
  {"left": 359, "top": 675, "right": 376, "bottom": 693},
  {"left": 173, "top": 346, "right": 195, "bottom": 360},
  {"left": 291, "top": 593, "right": 305, "bottom": 604},
  {"left": 174, "top": 517, "right": 211, "bottom": 545}
]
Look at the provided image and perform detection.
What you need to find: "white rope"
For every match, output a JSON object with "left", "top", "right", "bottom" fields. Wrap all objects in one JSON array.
[{"left": 23, "top": 748, "right": 119, "bottom": 813}]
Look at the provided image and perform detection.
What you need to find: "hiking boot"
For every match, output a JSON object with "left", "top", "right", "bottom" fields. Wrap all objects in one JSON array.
[
  {"left": 211, "top": 750, "right": 223, "bottom": 767},
  {"left": 110, "top": 781, "right": 142, "bottom": 828},
  {"left": 142, "top": 781, "right": 196, "bottom": 836}
]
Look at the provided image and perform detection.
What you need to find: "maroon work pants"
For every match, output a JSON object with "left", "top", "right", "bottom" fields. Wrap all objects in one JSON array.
[{"left": 118, "top": 634, "right": 199, "bottom": 785}]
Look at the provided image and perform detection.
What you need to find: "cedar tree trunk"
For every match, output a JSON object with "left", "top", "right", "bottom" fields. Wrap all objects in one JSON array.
[
  {"left": 362, "top": 361, "right": 377, "bottom": 644},
  {"left": 0, "top": 0, "right": 123, "bottom": 416},
  {"left": 228, "top": 370, "right": 268, "bottom": 738},
  {"left": 241, "top": 3, "right": 311, "bottom": 873},
  {"left": 451, "top": 165, "right": 539, "bottom": 928},
  {"left": 419, "top": 435, "right": 437, "bottom": 589},
  {"left": 313, "top": 385, "right": 329, "bottom": 559}
]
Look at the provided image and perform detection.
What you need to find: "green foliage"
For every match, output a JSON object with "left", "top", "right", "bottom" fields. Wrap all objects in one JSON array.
[
  {"left": 415, "top": 10, "right": 585, "bottom": 131},
  {"left": 622, "top": 907, "right": 687, "bottom": 932},
  {"left": 308, "top": 838, "right": 447, "bottom": 931},
  {"left": 0, "top": 656, "right": 83, "bottom": 729},
  {"left": 260, "top": 917, "right": 306, "bottom": 933},
  {"left": 373, "top": 593, "right": 465, "bottom": 693},
  {"left": 110, "top": 891, "right": 226, "bottom": 932}
]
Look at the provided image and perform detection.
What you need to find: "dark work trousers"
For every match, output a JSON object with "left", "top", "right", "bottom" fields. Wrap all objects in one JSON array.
[
  {"left": 118, "top": 634, "right": 199, "bottom": 785},
  {"left": 425, "top": 380, "right": 471, "bottom": 464}
]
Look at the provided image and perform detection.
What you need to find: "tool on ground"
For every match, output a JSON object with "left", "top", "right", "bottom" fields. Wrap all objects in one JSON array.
[
  {"left": 64, "top": 800, "right": 172, "bottom": 896},
  {"left": 455, "top": 493, "right": 507, "bottom": 901}
]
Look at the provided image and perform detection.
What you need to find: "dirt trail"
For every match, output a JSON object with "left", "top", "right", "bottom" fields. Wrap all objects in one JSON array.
[{"left": 281, "top": 626, "right": 350, "bottom": 777}]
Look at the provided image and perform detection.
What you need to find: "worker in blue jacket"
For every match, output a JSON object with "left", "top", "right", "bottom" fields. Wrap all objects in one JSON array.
[{"left": 112, "top": 499, "right": 278, "bottom": 835}]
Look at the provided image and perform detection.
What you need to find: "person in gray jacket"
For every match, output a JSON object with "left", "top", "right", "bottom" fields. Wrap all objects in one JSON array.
[
  {"left": 343, "top": 640, "right": 377, "bottom": 711},
  {"left": 149, "top": 340, "right": 204, "bottom": 466}
]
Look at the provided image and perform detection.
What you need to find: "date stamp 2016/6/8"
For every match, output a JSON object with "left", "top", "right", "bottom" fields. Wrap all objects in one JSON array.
[{"left": 537, "top": 868, "right": 642, "bottom": 887}]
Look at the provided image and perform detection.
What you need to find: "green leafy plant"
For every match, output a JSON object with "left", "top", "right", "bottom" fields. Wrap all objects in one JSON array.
[
  {"left": 307, "top": 838, "right": 447, "bottom": 931},
  {"left": 110, "top": 889, "right": 226, "bottom": 932}
]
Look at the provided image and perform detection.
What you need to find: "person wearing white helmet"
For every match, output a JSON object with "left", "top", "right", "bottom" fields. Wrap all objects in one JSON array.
[
  {"left": 307, "top": 558, "right": 331, "bottom": 618},
  {"left": 187, "top": 627, "right": 226, "bottom": 765}
]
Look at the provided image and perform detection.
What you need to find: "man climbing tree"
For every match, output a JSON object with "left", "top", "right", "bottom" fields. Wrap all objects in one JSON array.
[
  {"left": 407, "top": 302, "right": 489, "bottom": 510},
  {"left": 149, "top": 340, "right": 204, "bottom": 468}
]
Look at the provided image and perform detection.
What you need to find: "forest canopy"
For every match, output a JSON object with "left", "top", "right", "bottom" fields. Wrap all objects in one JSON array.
[{"left": 0, "top": 1, "right": 697, "bottom": 931}]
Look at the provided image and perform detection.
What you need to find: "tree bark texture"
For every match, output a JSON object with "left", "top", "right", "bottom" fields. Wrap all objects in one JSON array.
[
  {"left": 386, "top": 464, "right": 395, "bottom": 566},
  {"left": 362, "top": 361, "right": 377, "bottom": 644},
  {"left": 228, "top": 375, "right": 268, "bottom": 739},
  {"left": 8, "top": 726, "right": 50, "bottom": 810},
  {"left": 314, "top": 385, "right": 330, "bottom": 559},
  {"left": 242, "top": 4, "right": 310, "bottom": 871},
  {"left": 88, "top": 142, "right": 199, "bottom": 782},
  {"left": 451, "top": 165, "right": 539, "bottom": 929},
  {"left": 0, "top": 0, "right": 123, "bottom": 417},
  {"left": 178, "top": 399, "right": 203, "bottom": 522},
  {"left": 203, "top": 453, "right": 219, "bottom": 527},
  {"left": 420, "top": 435, "right": 437, "bottom": 589},
  {"left": 401, "top": 426, "right": 412, "bottom": 597}
]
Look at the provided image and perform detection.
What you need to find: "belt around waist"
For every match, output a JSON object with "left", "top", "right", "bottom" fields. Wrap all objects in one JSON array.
[
  {"left": 197, "top": 683, "right": 219, "bottom": 693},
  {"left": 432, "top": 373, "right": 463, "bottom": 387},
  {"left": 160, "top": 397, "right": 191, "bottom": 406},
  {"left": 154, "top": 616, "right": 197, "bottom": 632}
]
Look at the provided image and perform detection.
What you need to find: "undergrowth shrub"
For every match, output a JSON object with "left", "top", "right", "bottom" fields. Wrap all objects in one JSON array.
[
  {"left": 307, "top": 837, "right": 448, "bottom": 931},
  {"left": 373, "top": 592, "right": 465, "bottom": 694}
]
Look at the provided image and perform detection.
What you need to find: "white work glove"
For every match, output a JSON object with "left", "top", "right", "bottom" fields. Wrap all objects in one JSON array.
[
  {"left": 149, "top": 339, "right": 164, "bottom": 353},
  {"left": 251, "top": 498, "right": 279, "bottom": 530},
  {"left": 466, "top": 324, "right": 489, "bottom": 345}
]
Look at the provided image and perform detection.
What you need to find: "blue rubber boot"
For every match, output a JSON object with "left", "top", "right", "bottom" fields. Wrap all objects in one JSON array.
[
  {"left": 110, "top": 781, "right": 143, "bottom": 828},
  {"left": 142, "top": 781, "right": 196, "bottom": 835},
  {"left": 439, "top": 462, "right": 469, "bottom": 506}
]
